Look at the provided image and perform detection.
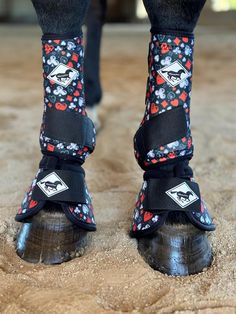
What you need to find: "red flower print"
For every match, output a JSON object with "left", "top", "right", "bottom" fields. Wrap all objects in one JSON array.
[
  {"left": 47, "top": 144, "right": 55, "bottom": 152},
  {"left": 55, "top": 103, "right": 67, "bottom": 111},
  {"left": 44, "top": 44, "right": 54, "bottom": 54},
  {"left": 174, "top": 37, "right": 181, "bottom": 45},
  {"left": 151, "top": 103, "right": 158, "bottom": 114},
  {"left": 161, "top": 43, "right": 170, "bottom": 54},
  {"left": 144, "top": 212, "right": 153, "bottom": 222},
  {"left": 156, "top": 75, "right": 165, "bottom": 85},
  {"left": 29, "top": 200, "right": 38, "bottom": 209}
]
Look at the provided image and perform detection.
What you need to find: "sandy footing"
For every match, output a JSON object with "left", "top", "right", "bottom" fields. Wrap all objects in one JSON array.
[{"left": 0, "top": 24, "right": 235, "bottom": 313}]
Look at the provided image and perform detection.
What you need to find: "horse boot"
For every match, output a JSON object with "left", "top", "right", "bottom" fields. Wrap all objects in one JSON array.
[
  {"left": 130, "top": 33, "right": 216, "bottom": 276},
  {"left": 15, "top": 35, "right": 96, "bottom": 264}
]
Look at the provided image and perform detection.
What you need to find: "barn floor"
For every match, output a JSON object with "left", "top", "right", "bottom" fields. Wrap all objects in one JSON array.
[{"left": 0, "top": 22, "right": 235, "bottom": 313}]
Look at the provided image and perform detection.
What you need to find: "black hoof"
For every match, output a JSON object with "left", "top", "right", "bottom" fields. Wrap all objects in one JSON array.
[
  {"left": 138, "top": 214, "right": 212, "bottom": 276},
  {"left": 16, "top": 204, "right": 89, "bottom": 265}
]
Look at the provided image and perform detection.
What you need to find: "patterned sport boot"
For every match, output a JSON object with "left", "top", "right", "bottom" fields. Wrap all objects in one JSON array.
[
  {"left": 131, "top": 33, "right": 215, "bottom": 276},
  {"left": 16, "top": 35, "right": 96, "bottom": 264}
]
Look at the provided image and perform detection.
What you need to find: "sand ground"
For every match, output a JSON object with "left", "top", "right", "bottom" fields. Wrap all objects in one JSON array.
[{"left": 0, "top": 23, "right": 235, "bottom": 313}]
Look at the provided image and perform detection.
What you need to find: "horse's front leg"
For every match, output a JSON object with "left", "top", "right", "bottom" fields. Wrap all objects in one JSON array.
[
  {"left": 15, "top": 0, "right": 96, "bottom": 265},
  {"left": 131, "top": 0, "right": 215, "bottom": 276}
]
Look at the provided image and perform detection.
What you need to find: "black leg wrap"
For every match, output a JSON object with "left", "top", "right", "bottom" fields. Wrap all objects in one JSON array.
[
  {"left": 42, "top": 108, "right": 95, "bottom": 160},
  {"left": 131, "top": 161, "right": 215, "bottom": 237},
  {"left": 134, "top": 106, "right": 192, "bottom": 170},
  {"left": 16, "top": 34, "right": 96, "bottom": 232},
  {"left": 131, "top": 33, "right": 215, "bottom": 237},
  {"left": 16, "top": 155, "right": 96, "bottom": 231},
  {"left": 39, "top": 35, "right": 96, "bottom": 163}
]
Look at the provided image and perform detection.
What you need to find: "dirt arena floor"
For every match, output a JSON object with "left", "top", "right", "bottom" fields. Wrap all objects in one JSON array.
[{"left": 0, "top": 22, "right": 236, "bottom": 313}]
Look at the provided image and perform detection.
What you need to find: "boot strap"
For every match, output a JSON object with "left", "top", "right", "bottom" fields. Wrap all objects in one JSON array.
[
  {"left": 144, "top": 177, "right": 201, "bottom": 213},
  {"left": 32, "top": 169, "right": 86, "bottom": 203}
]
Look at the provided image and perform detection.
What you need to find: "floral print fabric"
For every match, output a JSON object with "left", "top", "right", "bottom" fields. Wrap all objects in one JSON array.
[
  {"left": 16, "top": 166, "right": 96, "bottom": 231},
  {"left": 131, "top": 178, "right": 215, "bottom": 238},
  {"left": 40, "top": 36, "right": 96, "bottom": 163},
  {"left": 16, "top": 37, "right": 96, "bottom": 230},
  {"left": 134, "top": 34, "right": 194, "bottom": 168}
]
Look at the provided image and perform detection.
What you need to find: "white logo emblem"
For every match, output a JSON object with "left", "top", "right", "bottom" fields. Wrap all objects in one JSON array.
[
  {"left": 37, "top": 172, "right": 69, "bottom": 197},
  {"left": 47, "top": 63, "right": 79, "bottom": 87},
  {"left": 158, "top": 61, "right": 190, "bottom": 87},
  {"left": 166, "top": 182, "right": 199, "bottom": 208}
]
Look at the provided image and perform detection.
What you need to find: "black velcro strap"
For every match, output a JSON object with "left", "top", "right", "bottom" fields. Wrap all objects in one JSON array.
[
  {"left": 32, "top": 170, "right": 86, "bottom": 203},
  {"left": 144, "top": 177, "right": 201, "bottom": 212},
  {"left": 134, "top": 106, "right": 187, "bottom": 160},
  {"left": 44, "top": 109, "right": 94, "bottom": 148}
]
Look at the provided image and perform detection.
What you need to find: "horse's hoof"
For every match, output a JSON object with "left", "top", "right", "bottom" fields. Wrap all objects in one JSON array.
[
  {"left": 16, "top": 204, "right": 89, "bottom": 265},
  {"left": 138, "top": 219, "right": 212, "bottom": 276}
]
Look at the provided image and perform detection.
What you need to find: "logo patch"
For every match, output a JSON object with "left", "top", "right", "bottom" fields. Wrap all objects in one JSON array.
[
  {"left": 37, "top": 172, "right": 69, "bottom": 197},
  {"left": 47, "top": 63, "right": 79, "bottom": 87},
  {"left": 166, "top": 182, "right": 199, "bottom": 208},
  {"left": 158, "top": 61, "right": 190, "bottom": 87}
]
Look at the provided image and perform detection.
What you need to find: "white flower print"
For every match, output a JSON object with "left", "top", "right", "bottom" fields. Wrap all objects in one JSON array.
[
  {"left": 142, "top": 224, "right": 150, "bottom": 230},
  {"left": 53, "top": 86, "right": 67, "bottom": 96},
  {"left": 67, "top": 143, "right": 79, "bottom": 150},
  {"left": 155, "top": 88, "right": 166, "bottom": 99},
  {"left": 57, "top": 143, "right": 65, "bottom": 149},
  {"left": 185, "top": 45, "right": 192, "bottom": 56},
  {"left": 47, "top": 55, "right": 59, "bottom": 66},
  {"left": 147, "top": 150, "right": 155, "bottom": 158},
  {"left": 152, "top": 216, "right": 159, "bottom": 223},
  {"left": 173, "top": 47, "right": 181, "bottom": 54},
  {"left": 160, "top": 56, "right": 172, "bottom": 66},
  {"left": 55, "top": 46, "right": 62, "bottom": 52},
  {"left": 78, "top": 97, "right": 84, "bottom": 107},
  {"left": 179, "top": 79, "right": 189, "bottom": 89},
  {"left": 69, "top": 103, "right": 76, "bottom": 110},
  {"left": 67, "top": 41, "right": 76, "bottom": 50}
]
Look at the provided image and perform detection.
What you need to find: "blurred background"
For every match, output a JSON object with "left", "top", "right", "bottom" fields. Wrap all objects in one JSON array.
[{"left": 0, "top": 0, "right": 236, "bottom": 23}]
